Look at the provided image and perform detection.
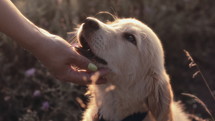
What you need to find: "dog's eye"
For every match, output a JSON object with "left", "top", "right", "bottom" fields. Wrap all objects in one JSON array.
[{"left": 123, "top": 33, "right": 137, "bottom": 45}]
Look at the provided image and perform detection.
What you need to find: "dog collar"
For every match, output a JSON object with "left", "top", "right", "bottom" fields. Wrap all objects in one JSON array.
[{"left": 94, "top": 111, "right": 148, "bottom": 121}]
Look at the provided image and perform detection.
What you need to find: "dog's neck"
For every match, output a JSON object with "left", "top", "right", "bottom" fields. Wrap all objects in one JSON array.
[{"left": 89, "top": 74, "right": 151, "bottom": 121}]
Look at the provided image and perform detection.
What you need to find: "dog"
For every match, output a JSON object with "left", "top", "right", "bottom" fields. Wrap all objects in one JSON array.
[{"left": 74, "top": 17, "right": 190, "bottom": 121}]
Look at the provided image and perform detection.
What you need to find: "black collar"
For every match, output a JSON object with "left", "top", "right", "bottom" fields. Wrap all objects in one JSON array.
[{"left": 96, "top": 112, "right": 148, "bottom": 121}]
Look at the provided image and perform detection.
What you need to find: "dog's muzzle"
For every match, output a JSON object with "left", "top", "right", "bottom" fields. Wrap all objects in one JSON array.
[{"left": 75, "top": 18, "right": 107, "bottom": 65}]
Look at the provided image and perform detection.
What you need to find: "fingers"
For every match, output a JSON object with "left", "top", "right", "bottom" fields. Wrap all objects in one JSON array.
[
  {"left": 58, "top": 68, "right": 110, "bottom": 85},
  {"left": 69, "top": 47, "right": 91, "bottom": 70}
]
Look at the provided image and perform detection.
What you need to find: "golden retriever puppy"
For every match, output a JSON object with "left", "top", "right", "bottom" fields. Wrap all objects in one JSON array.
[{"left": 74, "top": 17, "right": 190, "bottom": 121}]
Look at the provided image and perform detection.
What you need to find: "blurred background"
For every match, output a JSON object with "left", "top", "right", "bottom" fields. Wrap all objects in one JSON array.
[{"left": 0, "top": 0, "right": 215, "bottom": 121}]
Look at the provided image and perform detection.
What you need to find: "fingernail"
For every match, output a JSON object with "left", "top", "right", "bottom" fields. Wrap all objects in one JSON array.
[{"left": 88, "top": 63, "right": 98, "bottom": 72}]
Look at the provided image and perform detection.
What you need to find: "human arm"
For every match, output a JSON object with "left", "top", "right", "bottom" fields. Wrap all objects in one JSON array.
[{"left": 0, "top": 0, "right": 108, "bottom": 85}]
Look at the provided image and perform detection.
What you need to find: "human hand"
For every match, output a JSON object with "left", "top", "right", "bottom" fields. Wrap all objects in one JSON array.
[{"left": 30, "top": 29, "right": 109, "bottom": 85}]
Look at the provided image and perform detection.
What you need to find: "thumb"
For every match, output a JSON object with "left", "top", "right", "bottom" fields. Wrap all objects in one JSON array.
[{"left": 69, "top": 47, "right": 92, "bottom": 70}]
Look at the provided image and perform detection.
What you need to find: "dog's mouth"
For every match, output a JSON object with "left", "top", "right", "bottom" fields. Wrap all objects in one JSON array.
[{"left": 74, "top": 36, "right": 108, "bottom": 65}]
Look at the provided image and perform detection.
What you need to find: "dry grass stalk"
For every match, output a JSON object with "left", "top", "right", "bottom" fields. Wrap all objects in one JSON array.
[
  {"left": 188, "top": 114, "right": 208, "bottom": 121},
  {"left": 183, "top": 50, "right": 215, "bottom": 101},
  {"left": 183, "top": 50, "right": 215, "bottom": 120},
  {"left": 182, "top": 93, "right": 213, "bottom": 120}
]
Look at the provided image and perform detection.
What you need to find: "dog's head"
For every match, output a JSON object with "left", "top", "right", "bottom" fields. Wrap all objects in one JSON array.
[
  {"left": 75, "top": 17, "right": 165, "bottom": 82},
  {"left": 75, "top": 17, "right": 173, "bottom": 121}
]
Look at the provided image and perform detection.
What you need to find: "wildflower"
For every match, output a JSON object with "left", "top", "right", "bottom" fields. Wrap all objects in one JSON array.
[
  {"left": 41, "top": 101, "right": 50, "bottom": 111},
  {"left": 33, "top": 90, "right": 41, "bottom": 97},
  {"left": 25, "top": 68, "right": 36, "bottom": 77},
  {"left": 4, "top": 96, "right": 11, "bottom": 101}
]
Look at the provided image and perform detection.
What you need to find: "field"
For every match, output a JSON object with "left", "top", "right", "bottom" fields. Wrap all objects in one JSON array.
[{"left": 0, "top": 0, "right": 215, "bottom": 121}]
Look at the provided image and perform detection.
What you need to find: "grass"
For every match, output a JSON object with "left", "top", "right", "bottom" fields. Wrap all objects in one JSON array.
[{"left": 183, "top": 50, "right": 215, "bottom": 121}]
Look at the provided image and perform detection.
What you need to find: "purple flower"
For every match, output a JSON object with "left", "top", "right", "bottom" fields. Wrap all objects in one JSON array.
[
  {"left": 33, "top": 90, "right": 41, "bottom": 97},
  {"left": 25, "top": 68, "right": 36, "bottom": 77},
  {"left": 4, "top": 96, "right": 11, "bottom": 101},
  {"left": 41, "top": 101, "right": 50, "bottom": 111}
]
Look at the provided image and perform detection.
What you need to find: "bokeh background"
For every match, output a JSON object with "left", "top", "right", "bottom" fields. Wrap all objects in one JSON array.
[{"left": 0, "top": 0, "right": 215, "bottom": 121}]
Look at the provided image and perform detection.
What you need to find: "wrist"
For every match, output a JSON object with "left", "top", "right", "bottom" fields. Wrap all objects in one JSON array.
[
  {"left": 26, "top": 28, "right": 71, "bottom": 62},
  {"left": 20, "top": 27, "right": 45, "bottom": 52},
  {"left": 25, "top": 28, "right": 56, "bottom": 56}
]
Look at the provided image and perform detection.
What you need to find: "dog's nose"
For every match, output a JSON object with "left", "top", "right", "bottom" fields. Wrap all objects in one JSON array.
[{"left": 83, "top": 18, "right": 99, "bottom": 31}]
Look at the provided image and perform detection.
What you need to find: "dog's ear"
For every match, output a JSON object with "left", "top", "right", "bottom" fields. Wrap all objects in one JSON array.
[{"left": 146, "top": 72, "right": 173, "bottom": 121}]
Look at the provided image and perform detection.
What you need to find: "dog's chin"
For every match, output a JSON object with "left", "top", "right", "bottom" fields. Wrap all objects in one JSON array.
[{"left": 74, "top": 35, "right": 108, "bottom": 65}]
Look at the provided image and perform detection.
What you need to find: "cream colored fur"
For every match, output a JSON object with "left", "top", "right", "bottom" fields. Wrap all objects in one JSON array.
[{"left": 77, "top": 17, "right": 190, "bottom": 121}]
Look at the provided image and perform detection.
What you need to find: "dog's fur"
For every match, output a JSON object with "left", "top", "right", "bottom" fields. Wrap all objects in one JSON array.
[{"left": 76, "top": 17, "right": 190, "bottom": 121}]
